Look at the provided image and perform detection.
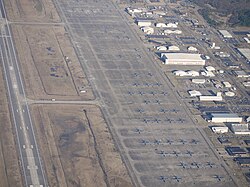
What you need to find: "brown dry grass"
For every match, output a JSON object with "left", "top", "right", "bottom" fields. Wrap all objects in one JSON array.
[
  {"left": 31, "top": 104, "right": 132, "bottom": 187},
  {"left": 11, "top": 24, "right": 94, "bottom": 100},
  {"left": 4, "top": 0, "right": 60, "bottom": 22}
]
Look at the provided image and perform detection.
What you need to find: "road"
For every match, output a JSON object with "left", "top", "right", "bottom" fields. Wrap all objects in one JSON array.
[{"left": 0, "top": 0, "right": 47, "bottom": 186}]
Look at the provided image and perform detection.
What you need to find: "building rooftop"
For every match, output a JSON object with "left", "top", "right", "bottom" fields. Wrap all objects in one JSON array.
[
  {"left": 161, "top": 53, "right": 203, "bottom": 60},
  {"left": 238, "top": 48, "right": 250, "bottom": 61},
  {"left": 136, "top": 17, "right": 155, "bottom": 22},
  {"left": 219, "top": 30, "right": 233, "bottom": 38},
  {"left": 231, "top": 123, "right": 250, "bottom": 134},
  {"left": 234, "top": 157, "right": 250, "bottom": 165},
  {"left": 226, "top": 147, "right": 247, "bottom": 156},
  {"left": 211, "top": 113, "right": 240, "bottom": 118}
]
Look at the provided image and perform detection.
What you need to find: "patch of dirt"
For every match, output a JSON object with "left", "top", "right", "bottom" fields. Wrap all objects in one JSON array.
[
  {"left": 11, "top": 25, "right": 94, "bottom": 100},
  {"left": 3, "top": 0, "right": 61, "bottom": 22},
  {"left": 31, "top": 104, "right": 133, "bottom": 187}
]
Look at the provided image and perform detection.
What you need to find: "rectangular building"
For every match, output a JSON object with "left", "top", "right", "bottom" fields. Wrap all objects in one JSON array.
[
  {"left": 219, "top": 30, "right": 233, "bottom": 38},
  {"left": 237, "top": 48, "right": 250, "bottom": 61},
  {"left": 209, "top": 113, "right": 243, "bottom": 123},
  {"left": 231, "top": 123, "right": 250, "bottom": 135},
  {"left": 136, "top": 18, "right": 154, "bottom": 27},
  {"left": 234, "top": 157, "right": 250, "bottom": 167},
  {"left": 226, "top": 147, "right": 247, "bottom": 156},
  {"left": 199, "top": 92, "right": 223, "bottom": 101},
  {"left": 211, "top": 126, "right": 229, "bottom": 133},
  {"left": 161, "top": 53, "right": 205, "bottom": 65}
]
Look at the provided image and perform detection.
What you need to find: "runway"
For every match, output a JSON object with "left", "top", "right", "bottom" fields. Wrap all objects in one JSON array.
[{"left": 0, "top": 0, "right": 47, "bottom": 186}]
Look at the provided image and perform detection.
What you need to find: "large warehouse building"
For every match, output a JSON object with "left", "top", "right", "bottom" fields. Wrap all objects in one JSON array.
[
  {"left": 208, "top": 113, "right": 243, "bottom": 123},
  {"left": 161, "top": 53, "right": 205, "bottom": 65},
  {"left": 237, "top": 48, "right": 250, "bottom": 61}
]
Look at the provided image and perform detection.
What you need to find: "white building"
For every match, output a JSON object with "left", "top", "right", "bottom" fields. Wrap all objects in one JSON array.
[
  {"left": 199, "top": 92, "right": 223, "bottom": 101},
  {"left": 136, "top": 18, "right": 153, "bottom": 27},
  {"left": 205, "top": 66, "right": 215, "bottom": 72},
  {"left": 219, "top": 30, "right": 233, "bottom": 38},
  {"left": 173, "top": 70, "right": 199, "bottom": 77},
  {"left": 164, "top": 29, "right": 182, "bottom": 34},
  {"left": 192, "top": 79, "right": 206, "bottom": 84},
  {"left": 244, "top": 37, "right": 250, "bottom": 43},
  {"left": 188, "top": 90, "right": 202, "bottom": 97},
  {"left": 201, "top": 70, "right": 215, "bottom": 77},
  {"left": 141, "top": 26, "right": 154, "bottom": 34},
  {"left": 222, "top": 81, "right": 232, "bottom": 88},
  {"left": 243, "top": 81, "right": 250, "bottom": 87},
  {"left": 173, "top": 70, "right": 187, "bottom": 76},
  {"left": 187, "top": 46, "right": 198, "bottom": 52},
  {"left": 209, "top": 113, "right": 243, "bottom": 123},
  {"left": 168, "top": 45, "right": 180, "bottom": 51},
  {"left": 225, "top": 91, "right": 235, "bottom": 97},
  {"left": 156, "top": 46, "right": 167, "bottom": 51},
  {"left": 161, "top": 53, "right": 206, "bottom": 65},
  {"left": 231, "top": 124, "right": 250, "bottom": 135},
  {"left": 166, "top": 23, "right": 178, "bottom": 28},
  {"left": 237, "top": 48, "right": 250, "bottom": 61},
  {"left": 126, "top": 7, "right": 144, "bottom": 16},
  {"left": 211, "top": 126, "right": 229, "bottom": 134},
  {"left": 186, "top": 70, "right": 199, "bottom": 77},
  {"left": 155, "top": 23, "right": 167, "bottom": 28}
]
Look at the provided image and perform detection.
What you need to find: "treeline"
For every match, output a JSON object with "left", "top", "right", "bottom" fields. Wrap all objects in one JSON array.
[{"left": 190, "top": 0, "right": 250, "bottom": 26}]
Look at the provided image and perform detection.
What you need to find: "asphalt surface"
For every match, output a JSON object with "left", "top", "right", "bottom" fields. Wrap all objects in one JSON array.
[{"left": 0, "top": 0, "right": 47, "bottom": 186}]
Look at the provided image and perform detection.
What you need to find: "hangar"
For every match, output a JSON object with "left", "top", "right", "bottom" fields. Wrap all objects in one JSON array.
[
  {"left": 208, "top": 113, "right": 243, "bottom": 123},
  {"left": 161, "top": 53, "right": 205, "bottom": 65}
]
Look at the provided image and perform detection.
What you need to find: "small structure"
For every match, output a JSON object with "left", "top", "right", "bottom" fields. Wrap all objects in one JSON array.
[
  {"left": 243, "top": 81, "right": 250, "bottom": 87},
  {"left": 173, "top": 70, "right": 187, "bottom": 76},
  {"left": 155, "top": 23, "right": 167, "bottom": 28},
  {"left": 222, "top": 81, "right": 232, "bottom": 88},
  {"left": 218, "top": 137, "right": 231, "bottom": 145},
  {"left": 168, "top": 45, "right": 180, "bottom": 51},
  {"left": 187, "top": 46, "right": 198, "bottom": 52},
  {"left": 233, "top": 70, "right": 250, "bottom": 78},
  {"left": 126, "top": 7, "right": 144, "bottom": 16},
  {"left": 205, "top": 66, "right": 215, "bottom": 72},
  {"left": 156, "top": 46, "right": 167, "bottom": 51},
  {"left": 208, "top": 113, "right": 242, "bottom": 123},
  {"left": 186, "top": 70, "right": 199, "bottom": 77},
  {"left": 201, "top": 70, "right": 215, "bottom": 77},
  {"left": 166, "top": 23, "right": 178, "bottom": 28},
  {"left": 161, "top": 53, "right": 206, "bottom": 65},
  {"left": 164, "top": 29, "right": 182, "bottom": 34},
  {"left": 211, "top": 126, "right": 229, "bottom": 134},
  {"left": 199, "top": 92, "right": 223, "bottom": 101},
  {"left": 141, "top": 26, "right": 154, "bottom": 34},
  {"left": 219, "top": 30, "right": 233, "bottom": 38},
  {"left": 173, "top": 70, "right": 199, "bottom": 77},
  {"left": 231, "top": 123, "right": 250, "bottom": 135},
  {"left": 136, "top": 18, "right": 154, "bottom": 27},
  {"left": 153, "top": 10, "right": 166, "bottom": 16},
  {"left": 244, "top": 37, "right": 250, "bottom": 43},
  {"left": 188, "top": 90, "right": 202, "bottom": 97},
  {"left": 225, "top": 91, "right": 235, "bottom": 97},
  {"left": 192, "top": 79, "right": 206, "bottom": 84}
]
